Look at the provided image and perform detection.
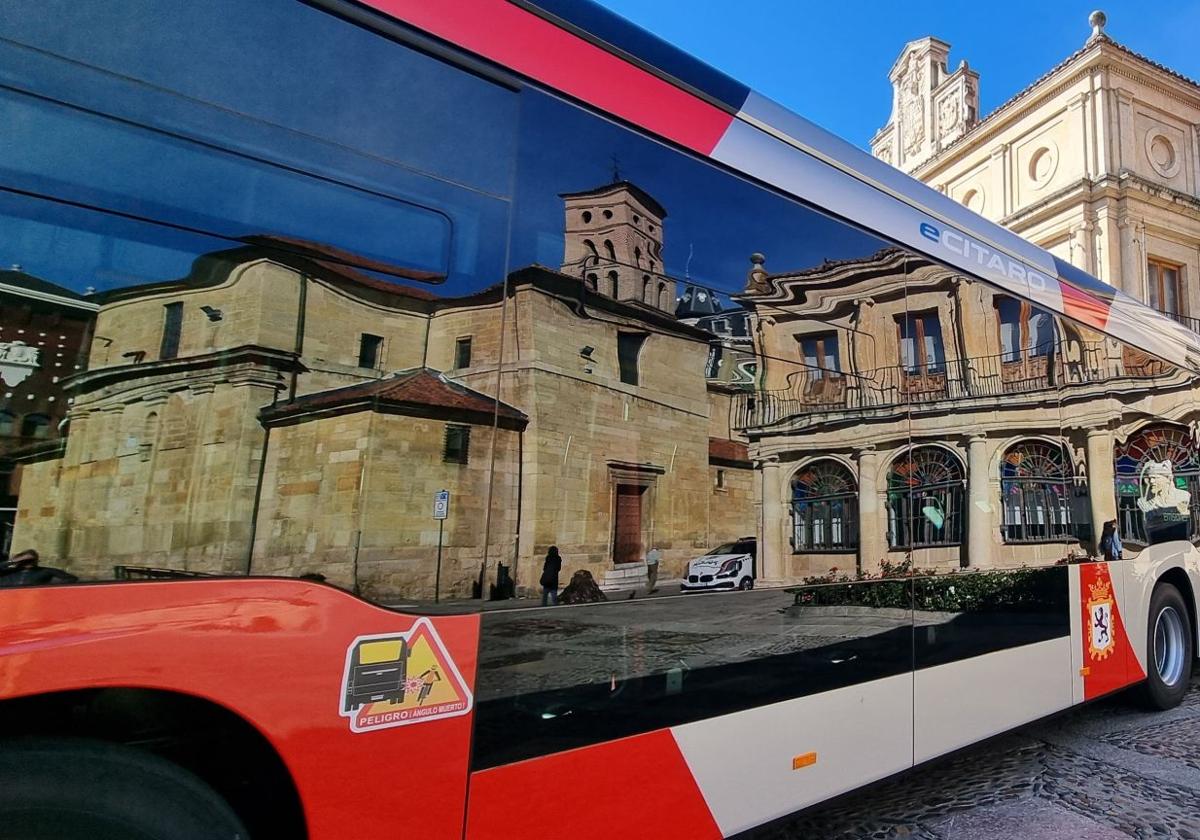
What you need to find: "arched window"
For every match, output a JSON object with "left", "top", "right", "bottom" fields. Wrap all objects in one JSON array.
[
  {"left": 1114, "top": 424, "right": 1200, "bottom": 544},
  {"left": 1001, "top": 440, "right": 1074, "bottom": 542},
  {"left": 658, "top": 282, "right": 669, "bottom": 310},
  {"left": 887, "top": 447, "right": 964, "bottom": 548},
  {"left": 20, "top": 414, "right": 52, "bottom": 440},
  {"left": 0, "top": 411, "right": 14, "bottom": 437},
  {"left": 140, "top": 411, "right": 160, "bottom": 462},
  {"left": 582, "top": 211, "right": 592, "bottom": 224},
  {"left": 586, "top": 273, "right": 598, "bottom": 290},
  {"left": 634, "top": 246, "right": 642, "bottom": 266},
  {"left": 791, "top": 461, "right": 858, "bottom": 552},
  {"left": 582, "top": 239, "right": 599, "bottom": 268},
  {"left": 642, "top": 275, "right": 651, "bottom": 303},
  {"left": 603, "top": 240, "right": 616, "bottom": 261},
  {"left": 606, "top": 270, "right": 619, "bottom": 297}
]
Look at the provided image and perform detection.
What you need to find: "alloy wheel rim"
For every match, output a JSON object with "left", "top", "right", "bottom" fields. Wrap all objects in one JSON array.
[{"left": 1154, "top": 605, "right": 1186, "bottom": 687}]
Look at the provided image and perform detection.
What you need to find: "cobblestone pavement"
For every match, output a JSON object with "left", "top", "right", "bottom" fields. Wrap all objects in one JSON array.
[{"left": 753, "top": 677, "right": 1200, "bottom": 840}]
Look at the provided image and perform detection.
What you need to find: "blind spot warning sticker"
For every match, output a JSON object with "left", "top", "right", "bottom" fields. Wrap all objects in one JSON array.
[{"left": 339, "top": 618, "right": 473, "bottom": 733}]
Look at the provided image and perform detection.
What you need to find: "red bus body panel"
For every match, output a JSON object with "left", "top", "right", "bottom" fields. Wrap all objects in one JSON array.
[{"left": 0, "top": 580, "right": 479, "bottom": 840}]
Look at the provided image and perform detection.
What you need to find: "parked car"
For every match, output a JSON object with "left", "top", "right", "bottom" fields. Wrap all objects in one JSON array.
[{"left": 681, "top": 537, "right": 756, "bottom": 592}]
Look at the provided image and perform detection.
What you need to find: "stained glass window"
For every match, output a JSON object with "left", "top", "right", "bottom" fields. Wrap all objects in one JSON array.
[
  {"left": 1001, "top": 441, "right": 1074, "bottom": 543},
  {"left": 887, "top": 446, "right": 964, "bottom": 548},
  {"left": 791, "top": 460, "right": 857, "bottom": 552},
  {"left": 1114, "top": 424, "right": 1200, "bottom": 544}
]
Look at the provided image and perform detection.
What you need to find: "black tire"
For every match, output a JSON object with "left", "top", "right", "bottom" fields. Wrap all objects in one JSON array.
[
  {"left": 1139, "top": 583, "right": 1193, "bottom": 710},
  {"left": 739, "top": 577, "right": 754, "bottom": 591},
  {"left": 0, "top": 738, "right": 249, "bottom": 840}
]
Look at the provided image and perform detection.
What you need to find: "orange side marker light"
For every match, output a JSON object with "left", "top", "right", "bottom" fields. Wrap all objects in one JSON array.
[{"left": 792, "top": 752, "right": 817, "bottom": 770}]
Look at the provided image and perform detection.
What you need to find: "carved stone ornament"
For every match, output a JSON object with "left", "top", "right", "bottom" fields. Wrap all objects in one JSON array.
[
  {"left": 901, "top": 63, "right": 925, "bottom": 155},
  {"left": 938, "top": 95, "right": 961, "bottom": 137},
  {"left": 0, "top": 340, "right": 40, "bottom": 387}
]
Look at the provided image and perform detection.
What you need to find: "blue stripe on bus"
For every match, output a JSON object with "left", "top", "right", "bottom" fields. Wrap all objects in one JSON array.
[{"left": 521, "top": 0, "right": 752, "bottom": 111}]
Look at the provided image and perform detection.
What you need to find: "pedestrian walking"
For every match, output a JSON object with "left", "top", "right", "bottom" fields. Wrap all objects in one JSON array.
[
  {"left": 645, "top": 547, "right": 661, "bottom": 593},
  {"left": 540, "top": 546, "right": 562, "bottom": 606},
  {"left": 1099, "top": 520, "right": 1123, "bottom": 562}
]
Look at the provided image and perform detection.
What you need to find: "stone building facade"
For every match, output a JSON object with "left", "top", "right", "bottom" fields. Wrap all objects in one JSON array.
[
  {"left": 736, "top": 249, "right": 1197, "bottom": 580},
  {"left": 12, "top": 182, "right": 754, "bottom": 597},
  {"left": 872, "top": 13, "right": 1200, "bottom": 319},
  {"left": 731, "top": 13, "right": 1200, "bottom": 585}
]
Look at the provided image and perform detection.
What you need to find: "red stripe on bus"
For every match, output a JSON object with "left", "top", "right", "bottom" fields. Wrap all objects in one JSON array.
[
  {"left": 465, "top": 729, "right": 722, "bottom": 840},
  {"left": 1059, "top": 282, "right": 1111, "bottom": 332},
  {"left": 359, "top": 0, "right": 735, "bottom": 155}
]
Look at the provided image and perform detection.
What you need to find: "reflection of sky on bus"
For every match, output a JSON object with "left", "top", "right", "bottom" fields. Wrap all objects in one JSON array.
[
  {"left": 2, "top": 0, "right": 516, "bottom": 295},
  {"left": 3, "top": 0, "right": 884, "bottom": 305}
]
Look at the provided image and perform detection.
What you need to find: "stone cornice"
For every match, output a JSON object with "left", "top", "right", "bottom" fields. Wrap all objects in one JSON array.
[{"left": 63, "top": 345, "right": 301, "bottom": 397}]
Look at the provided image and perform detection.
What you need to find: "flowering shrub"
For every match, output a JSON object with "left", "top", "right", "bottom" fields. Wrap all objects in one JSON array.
[{"left": 789, "top": 563, "right": 1063, "bottom": 613}]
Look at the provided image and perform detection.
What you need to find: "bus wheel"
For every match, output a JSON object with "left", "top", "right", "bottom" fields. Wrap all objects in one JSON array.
[
  {"left": 0, "top": 738, "right": 249, "bottom": 839},
  {"left": 1140, "top": 583, "right": 1193, "bottom": 710}
]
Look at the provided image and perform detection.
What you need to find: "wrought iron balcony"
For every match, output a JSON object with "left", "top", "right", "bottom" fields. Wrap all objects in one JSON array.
[{"left": 733, "top": 341, "right": 1178, "bottom": 430}]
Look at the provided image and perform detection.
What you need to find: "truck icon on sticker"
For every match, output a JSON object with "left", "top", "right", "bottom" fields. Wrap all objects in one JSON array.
[{"left": 339, "top": 619, "right": 473, "bottom": 733}]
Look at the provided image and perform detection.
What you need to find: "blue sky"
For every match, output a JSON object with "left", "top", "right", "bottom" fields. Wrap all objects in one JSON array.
[{"left": 594, "top": 1, "right": 1200, "bottom": 149}]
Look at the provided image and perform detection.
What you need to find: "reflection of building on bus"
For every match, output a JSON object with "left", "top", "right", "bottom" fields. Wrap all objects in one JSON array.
[
  {"left": 10, "top": 182, "right": 754, "bottom": 596},
  {"left": 0, "top": 268, "right": 96, "bottom": 558},
  {"left": 735, "top": 247, "right": 1200, "bottom": 580}
]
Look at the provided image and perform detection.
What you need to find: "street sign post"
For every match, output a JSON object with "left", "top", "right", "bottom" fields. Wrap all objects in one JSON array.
[{"left": 433, "top": 490, "right": 449, "bottom": 602}]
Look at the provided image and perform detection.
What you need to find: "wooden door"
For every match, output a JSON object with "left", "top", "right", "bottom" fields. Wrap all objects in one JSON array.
[{"left": 613, "top": 484, "right": 644, "bottom": 564}]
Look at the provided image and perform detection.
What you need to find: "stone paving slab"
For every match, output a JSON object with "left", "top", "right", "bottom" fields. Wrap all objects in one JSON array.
[{"left": 927, "top": 799, "right": 1130, "bottom": 839}]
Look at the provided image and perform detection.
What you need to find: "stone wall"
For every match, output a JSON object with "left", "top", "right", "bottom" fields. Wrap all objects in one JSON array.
[{"left": 252, "top": 411, "right": 520, "bottom": 599}]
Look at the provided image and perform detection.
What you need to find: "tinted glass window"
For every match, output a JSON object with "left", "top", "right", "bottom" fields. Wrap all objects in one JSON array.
[{"left": 1, "top": 3, "right": 518, "bottom": 602}]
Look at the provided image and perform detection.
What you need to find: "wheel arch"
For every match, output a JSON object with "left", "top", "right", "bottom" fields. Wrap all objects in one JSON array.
[
  {"left": 0, "top": 686, "right": 307, "bottom": 839},
  {"left": 1157, "top": 565, "right": 1199, "bottom": 653}
]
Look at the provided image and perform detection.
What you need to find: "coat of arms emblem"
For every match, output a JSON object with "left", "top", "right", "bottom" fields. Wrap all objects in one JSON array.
[{"left": 1087, "top": 576, "right": 1116, "bottom": 660}]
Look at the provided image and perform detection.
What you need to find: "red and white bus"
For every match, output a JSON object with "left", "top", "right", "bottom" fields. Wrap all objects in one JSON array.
[{"left": 1, "top": 1, "right": 1198, "bottom": 838}]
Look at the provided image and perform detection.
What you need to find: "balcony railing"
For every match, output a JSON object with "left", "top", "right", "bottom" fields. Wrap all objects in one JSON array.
[
  {"left": 1160, "top": 310, "right": 1200, "bottom": 335},
  {"left": 733, "top": 341, "right": 1180, "bottom": 430}
]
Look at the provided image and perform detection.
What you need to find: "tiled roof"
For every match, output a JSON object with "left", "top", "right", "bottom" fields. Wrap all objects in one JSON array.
[
  {"left": 920, "top": 34, "right": 1200, "bottom": 170},
  {"left": 261, "top": 367, "right": 527, "bottom": 427},
  {"left": 709, "top": 437, "right": 750, "bottom": 465},
  {"left": 0, "top": 270, "right": 91, "bottom": 302},
  {"left": 240, "top": 235, "right": 443, "bottom": 300}
]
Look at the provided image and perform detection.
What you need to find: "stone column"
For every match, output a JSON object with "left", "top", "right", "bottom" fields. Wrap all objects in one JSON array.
[
  {"left": 966, "top": 435, "right": 992, "bottom": 568},
  {"left": 857, "top": 446, "right": 884, "bottom": 575},
  {"left": 1086, "top": 429, "right": 1117, "bottom": 552},
  {"left": 760, "top": 457, "right": 786, "bottom": 584}
]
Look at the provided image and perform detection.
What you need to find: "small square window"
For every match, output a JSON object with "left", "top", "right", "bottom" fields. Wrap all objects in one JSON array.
[
  {"left": 358, "top": 334, "right": 384, "bottom": 369},
  {"left": 454, "top": 337, "right": 473, "bottom": 369},
  {"left": 444, "top": 424, "right": 470, "bottom": 464}
]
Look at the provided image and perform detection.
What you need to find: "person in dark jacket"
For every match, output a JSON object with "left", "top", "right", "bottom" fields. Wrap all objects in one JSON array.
[
  {"left": 0, "top": 549, "right": 78, "bottom": 588},
  {"left": 539, "top": 546, "right": 563, "bottom": 606},
  {"left": 1099, "top": 520, "right": 1123, "bottom": 562}
]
